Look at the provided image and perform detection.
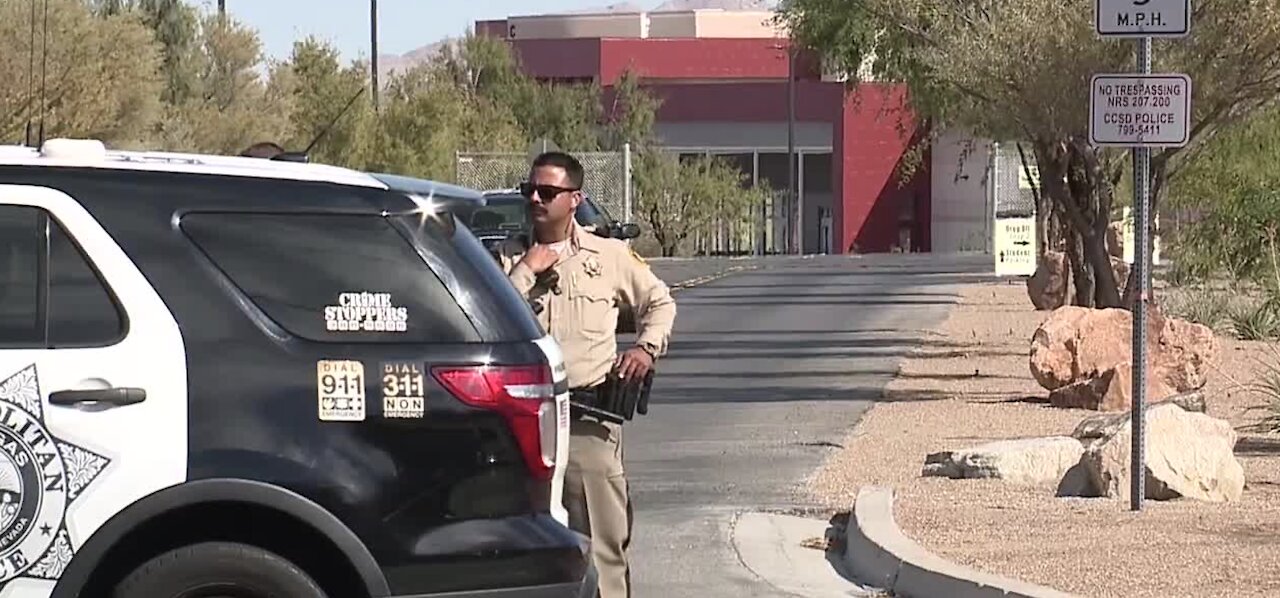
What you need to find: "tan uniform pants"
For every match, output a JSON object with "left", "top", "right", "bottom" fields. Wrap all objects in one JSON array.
[{"left": 563, "top": 417, "right": 632, "bottom": 598}]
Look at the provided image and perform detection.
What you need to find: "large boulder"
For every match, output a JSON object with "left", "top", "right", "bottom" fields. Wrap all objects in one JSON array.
[
  {"left": 1156, "top": 316, "right": 1218, "bottom": 391},
  {"left": 1080, "top": 403, "right": 1245, "bottom": 502},
  {"left": 1070, "top": 390, "right": 1207, "bottom": 441},
  {"left": 1029, "top": 305, "right": 1215, "bottom": 411},
  {"left": 923, "top": 437, "right": 1085, "bottom": 486},
  {"left": 1030, "top": 306, "right": 1142, "bottom": 391},
  {"left": 1026, "top": 251, "right": 1071, "bottom": 311},
  {"left": 1048, "top": 362, "right": 1179, "bottom": 411}
]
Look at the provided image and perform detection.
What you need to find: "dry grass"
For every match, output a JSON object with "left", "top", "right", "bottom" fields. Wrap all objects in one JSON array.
[{"left": 807, "top": 280, "right": 1280, "bottom": 598}]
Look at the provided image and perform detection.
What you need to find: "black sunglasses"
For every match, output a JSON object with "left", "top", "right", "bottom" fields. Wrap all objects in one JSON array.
[{"left": 519, "top": 181, "right": 579, "bottom": 200}]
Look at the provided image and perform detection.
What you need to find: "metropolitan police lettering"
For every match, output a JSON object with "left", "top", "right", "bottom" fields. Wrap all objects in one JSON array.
[
  {"left": 324, "top": 292, "right": 409, "bottom": 333},
  {"left": 0, "top": 365, "right": 110, "bottom": 586}
]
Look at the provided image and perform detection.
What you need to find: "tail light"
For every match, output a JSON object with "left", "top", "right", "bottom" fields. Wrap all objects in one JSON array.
[{"left": 432, "top": 364, "right": 557, "bottom": 481}]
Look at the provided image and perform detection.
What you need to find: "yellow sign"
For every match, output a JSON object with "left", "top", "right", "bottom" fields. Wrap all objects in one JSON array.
[
  {"left": 1019, "top": 164, "right": 1040, "bottom": 191},
  {"left": 994, "top": 217, "right": 1037, "bottom": 276},
  {"left": 1121, "top": 207, "right": 1162, "bottom": 265}
]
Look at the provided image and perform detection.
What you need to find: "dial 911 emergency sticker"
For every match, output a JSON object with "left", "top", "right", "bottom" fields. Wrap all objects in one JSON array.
[
  {"left": 317, "top": 360, "right": 366, "bottom": 421},
  {"left": 382, "top": 362, "right": 425, "bottom": 418}
]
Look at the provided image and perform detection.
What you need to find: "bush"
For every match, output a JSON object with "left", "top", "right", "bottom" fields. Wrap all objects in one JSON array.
[
  {"left": 1164, "top": 287, "right": 1232, "bottom": 333},
  {"left": 1243, "top": 345, "right": 1280, "bottom": 433},
  {"left": 1229, "top": 300, "right": 1280, "bottom": 341}
]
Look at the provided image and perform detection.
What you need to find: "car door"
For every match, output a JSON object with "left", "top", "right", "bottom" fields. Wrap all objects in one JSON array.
[{"left": 0, "top": 184, "right": 187, "bottom": 596}]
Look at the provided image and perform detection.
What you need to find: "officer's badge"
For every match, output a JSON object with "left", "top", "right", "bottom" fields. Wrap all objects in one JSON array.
[{"left": 583, "top": 255, "right": 602, "bottom": 278}]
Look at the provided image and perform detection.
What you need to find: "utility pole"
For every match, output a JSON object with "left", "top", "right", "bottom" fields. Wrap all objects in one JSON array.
[
  {"left": 371, "top": 0, "right": 379, "bottom": 111},
  {"left": 787, "top": 44, "right": 798, "bottom": 255}
]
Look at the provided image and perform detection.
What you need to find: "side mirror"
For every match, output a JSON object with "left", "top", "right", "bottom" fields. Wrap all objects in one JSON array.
[{"left": 617, "top": 223, "right": 642, "bottom": 240}]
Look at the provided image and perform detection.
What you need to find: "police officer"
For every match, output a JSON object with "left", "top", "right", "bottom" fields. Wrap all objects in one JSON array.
[{"left": 497, "top": 151, "right": 676, "bottom": 598}]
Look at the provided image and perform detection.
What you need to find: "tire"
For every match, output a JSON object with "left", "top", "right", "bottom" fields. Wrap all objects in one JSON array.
[{"left": 112, "top": 541, "right": 328, "bottom": 598}]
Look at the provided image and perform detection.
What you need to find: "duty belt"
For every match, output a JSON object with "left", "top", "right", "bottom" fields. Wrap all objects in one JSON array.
[{"left": 569, "top": 368, "right": 655, "bottom": 424}]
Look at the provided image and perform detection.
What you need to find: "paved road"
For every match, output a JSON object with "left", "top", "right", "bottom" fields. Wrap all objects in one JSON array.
[{"left": 623, "top": 253, "right": 995, "bottom": 597}]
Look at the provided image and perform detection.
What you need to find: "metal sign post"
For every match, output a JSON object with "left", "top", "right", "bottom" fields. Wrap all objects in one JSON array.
[{"left": 1092, "top": 0, "right": 1191, "bottom": 512}]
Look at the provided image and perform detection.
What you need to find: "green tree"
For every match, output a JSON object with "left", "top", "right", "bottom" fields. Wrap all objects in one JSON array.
[
  {"left": 157, "top": 12, "right": 294, "bottom": 154},
  {"left": 281, "top": 37, "right": 372, "bottom": 166},
  {"left": 1164, "top": 103, "right": 1280, "bottom": 283},
  {"left": 602, "top": 70, "right": 661, "bottom": 150},
  {"left": 437, "top": 33, "right": 603, "bottom": 151},
  {"left": 777, "top": 0, "right": 1280, "bottom": 308},
  {"left": 91, "top": 0, "right": 200, "bottom": 104},
  {"left": 356, "top": 62, "right": 526, "bottom": 180},
  {"left": 635, "top": 152, "right": 765, "bottom": 257},
  {"left": 0, "top": 0, "right": 163, "bottom": 147}
]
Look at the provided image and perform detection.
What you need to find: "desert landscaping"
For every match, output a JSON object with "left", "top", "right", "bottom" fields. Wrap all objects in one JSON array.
[{"left": 809, "top": 253, "right": 1280, "bottom": 597}]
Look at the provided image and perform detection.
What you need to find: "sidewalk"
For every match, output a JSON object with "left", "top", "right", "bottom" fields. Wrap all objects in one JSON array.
[{"left": 807, "top": 280, "right": 1280, "bottom": 598}]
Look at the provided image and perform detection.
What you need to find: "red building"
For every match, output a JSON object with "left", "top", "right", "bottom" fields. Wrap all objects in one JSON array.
[{"left": 476, "top": 10, "right": 932, "bottom": 254}]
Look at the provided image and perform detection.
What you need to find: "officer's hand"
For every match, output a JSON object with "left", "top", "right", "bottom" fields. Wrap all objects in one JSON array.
[
  {"left": 521, "top": 244, "right": 558, "bottom": 274},
  {"left": 615, "top": 347, "right": 654, "bottom": 380}
]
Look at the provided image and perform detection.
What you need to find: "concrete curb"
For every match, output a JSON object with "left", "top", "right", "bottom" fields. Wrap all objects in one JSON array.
[{"left": 844, "top": 486, "right": 1082, "bottom": 598}]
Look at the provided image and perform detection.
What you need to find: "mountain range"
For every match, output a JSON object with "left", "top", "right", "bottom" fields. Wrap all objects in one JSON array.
[{"left": 375, "top": 0, "right": 780, "bottom": 79}]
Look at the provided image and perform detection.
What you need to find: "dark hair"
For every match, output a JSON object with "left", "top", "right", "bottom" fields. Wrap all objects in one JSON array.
[
  {"left": 531, "top": 151, "right": 585, "bottom": 189},
  {"left": 240, "top": 141, "right": 285, "bottom": 159}
]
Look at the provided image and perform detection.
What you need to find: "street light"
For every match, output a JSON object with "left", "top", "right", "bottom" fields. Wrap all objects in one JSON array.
[
  {"left": 787, "top": 44, "right": 797, "bottom": 255},
  {"left": 770, "top": 42, "right": 799, "bottom": 255}
]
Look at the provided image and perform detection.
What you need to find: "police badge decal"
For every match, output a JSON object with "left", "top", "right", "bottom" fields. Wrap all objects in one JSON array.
[{"left": 0, "top": 365, "right": 110, "bottom": 585}]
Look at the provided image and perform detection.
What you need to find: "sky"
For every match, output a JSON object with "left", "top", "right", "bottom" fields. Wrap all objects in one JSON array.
[{"left": 200, "top": 1, "right": 619, "bottom": 62}]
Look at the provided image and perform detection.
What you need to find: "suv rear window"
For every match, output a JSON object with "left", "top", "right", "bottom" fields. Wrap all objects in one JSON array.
[{"left": 180, "top": 212, "right": 478, "bottom": 344}]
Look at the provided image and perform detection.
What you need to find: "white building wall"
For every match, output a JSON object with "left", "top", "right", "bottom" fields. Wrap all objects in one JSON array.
[{"left": 930, "top": 130, "right": 993, "bottom": 253}]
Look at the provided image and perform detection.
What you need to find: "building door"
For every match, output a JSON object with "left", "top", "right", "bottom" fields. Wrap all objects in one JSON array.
[{"left": 817, "top": 207, "right": 833, "bottom": 254}]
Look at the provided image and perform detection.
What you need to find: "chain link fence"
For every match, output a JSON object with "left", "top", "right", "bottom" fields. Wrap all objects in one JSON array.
[
  {"left": 992, "top": 141, "right": 1038, "bottom": 218},
  {"left": 455, "top": 146, "right": 633, "bottom": 222}
]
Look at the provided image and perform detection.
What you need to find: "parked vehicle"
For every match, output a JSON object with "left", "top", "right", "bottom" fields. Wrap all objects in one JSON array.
[
  {"left": 0, "top": 138, "right": 594, "bottom": 598},
  {"left": 468, "top": 189, "right": 641, "bottom": 253}
]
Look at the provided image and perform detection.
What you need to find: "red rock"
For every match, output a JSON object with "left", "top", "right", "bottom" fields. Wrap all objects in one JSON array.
[{"left": 1030, "top": 306, "right": 1213, "bottom": 403}]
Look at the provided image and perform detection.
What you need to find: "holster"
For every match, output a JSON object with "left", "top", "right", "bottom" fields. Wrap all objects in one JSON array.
[{"left": 569, "top": 367, "right": 655, "bottom": 424}]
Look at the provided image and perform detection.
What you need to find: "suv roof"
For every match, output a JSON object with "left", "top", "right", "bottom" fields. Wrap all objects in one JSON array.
[{"left": 0, "top": 139, "right": 484, "bottom": 207}]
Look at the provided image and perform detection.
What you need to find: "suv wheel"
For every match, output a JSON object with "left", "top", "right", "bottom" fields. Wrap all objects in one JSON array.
[{"left": 112, "top": 541, "right": 328, "bottom": 598}]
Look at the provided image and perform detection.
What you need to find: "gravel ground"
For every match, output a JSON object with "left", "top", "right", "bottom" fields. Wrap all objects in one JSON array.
[{"left": 807, "top": 280, "right": 1280, "bottom": 598}]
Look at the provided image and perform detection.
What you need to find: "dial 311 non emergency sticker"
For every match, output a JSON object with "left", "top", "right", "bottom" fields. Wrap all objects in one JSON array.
[
  {"left": 382, "top": 362, "right": 425, "bottom": 418},
  {"left": 317, "top": 360, "right": 366, "bottom": 421}
]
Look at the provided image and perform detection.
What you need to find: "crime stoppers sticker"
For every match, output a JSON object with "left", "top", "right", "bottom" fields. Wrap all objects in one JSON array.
[
  {"left": 317, "top": 360, "right": 366, "bottom": 421},
  {"left": 382, "top": 362, "right": 425, "bottom": 419},
  {"left": 325, "top": 292, "right": 408, "bottom": 333}
]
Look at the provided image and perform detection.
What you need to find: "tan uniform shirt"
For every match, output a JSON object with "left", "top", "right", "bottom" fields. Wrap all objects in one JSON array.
[{"left": 497, "top": 223, "right": 677, "bottom": 390}]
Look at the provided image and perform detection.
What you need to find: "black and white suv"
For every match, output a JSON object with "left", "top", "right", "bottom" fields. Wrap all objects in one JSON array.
[{"left": 0, "top": 139, "right": 593, "bottom": 598}]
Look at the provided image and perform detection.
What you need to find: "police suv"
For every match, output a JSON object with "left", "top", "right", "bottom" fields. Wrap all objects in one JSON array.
[{"left": 0, "top": 139, "right": 593, "bottom": 598}]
